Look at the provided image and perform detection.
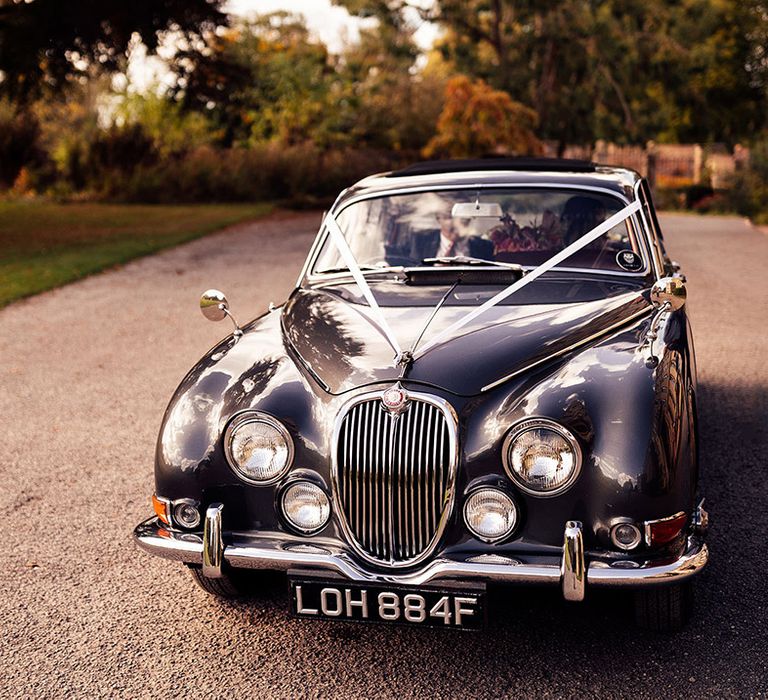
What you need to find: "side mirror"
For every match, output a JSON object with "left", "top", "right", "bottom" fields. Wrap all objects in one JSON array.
[
  {"left": 200, "top": 289, "right": 242, "bottom": 336},
  {"left": 650, "top": 276, "right": 686, "bottom": 311},
  {"left": 200, "top": 289, "right": 229, "bottom": 322}
]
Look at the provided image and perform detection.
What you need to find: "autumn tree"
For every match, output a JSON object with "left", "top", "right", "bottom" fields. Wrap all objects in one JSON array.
[{"left": 423, "top": 75, "right": 542, "bottom": 158}]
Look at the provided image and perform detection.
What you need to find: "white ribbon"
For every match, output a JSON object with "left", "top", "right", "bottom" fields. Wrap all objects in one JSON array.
[
  {"left": 324, "top": 213, "right": 404, "bottom": 360},
  {"left": 412, "top": 200, "right": 643, "bottom": 358}
]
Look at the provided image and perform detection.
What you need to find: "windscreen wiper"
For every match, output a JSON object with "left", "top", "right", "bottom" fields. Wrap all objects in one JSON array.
[
  {"left": 422, "top": 256, "right": 525, "bottom": 272},
  {"left": 315, "top": 264, "right": 396, "bottom": 275}
]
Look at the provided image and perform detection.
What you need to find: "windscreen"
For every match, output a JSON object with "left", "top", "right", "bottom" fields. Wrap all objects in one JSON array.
[{"left": 313, "top": 188, "right": 645, "bottom": 274}]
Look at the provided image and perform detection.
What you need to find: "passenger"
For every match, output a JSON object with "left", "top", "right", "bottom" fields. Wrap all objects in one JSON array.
[
  {"left": 410, "top": 212, "right": 494, "bottom": 261},
  {"left": 560, "top": 196, "right": 607, "bottom": 245}
]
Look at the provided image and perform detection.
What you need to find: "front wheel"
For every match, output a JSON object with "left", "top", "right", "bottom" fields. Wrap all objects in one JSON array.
[
  {"left": 188, "top": 565, "right": 254, "bottom": 599},
  {"left": 633, "top": 581, "right": 694, "bottom": 632}
]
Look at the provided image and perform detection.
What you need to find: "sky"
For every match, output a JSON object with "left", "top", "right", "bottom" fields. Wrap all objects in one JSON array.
[
  {"left": 128, "top": 0, "right": 438, "bottom": 92},
  {"left": 226, "top": 0, "right": 438, "bottom": 52}
]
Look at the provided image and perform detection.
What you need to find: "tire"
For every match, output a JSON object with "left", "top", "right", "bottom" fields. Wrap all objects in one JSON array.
[
  {"left": 633, "top": 581, "right": 694, "bottom": 632},
  {"left": 188, "top": 565, "right": 254, "bottom": 599}
]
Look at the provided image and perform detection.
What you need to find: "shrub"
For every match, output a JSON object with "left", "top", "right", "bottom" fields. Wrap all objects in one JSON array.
[
  {"left": 684, "top": 184, "right": 715, "bottom": 209},
  {"left": 724, "top": 140, "right": 768, "bottom": 222},
  {"left": 111, "top": 143, "right": 404, "bottom": 204},
  {"left": 0, "top": 101, "right": 45, "bottom": 188},
  {"left": 86, "top": 124, "right": 158, "bottom": 178}
]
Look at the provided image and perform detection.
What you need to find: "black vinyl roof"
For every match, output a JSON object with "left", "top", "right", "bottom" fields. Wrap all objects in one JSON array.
[{"left": 387, "top": 157, "right": 597, "bottom": 177}]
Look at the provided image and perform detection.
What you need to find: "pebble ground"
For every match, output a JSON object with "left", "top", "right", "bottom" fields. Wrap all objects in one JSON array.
[{"left": 1, "top": 211, "right": 766, "bottom": 699}]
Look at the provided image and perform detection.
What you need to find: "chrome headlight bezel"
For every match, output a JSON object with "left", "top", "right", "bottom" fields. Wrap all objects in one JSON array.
[
  {"left": 502, "top": 418, "right": 582, "bottom": 497},
  {"left": 280, "top": 480, "right": 331, "bottom": 534},
  {"left": 223, "top": 411, "right": 294, "bottom": 485},
  {"left": 463, "top": 487, "right": 519, "bottom": 543}
]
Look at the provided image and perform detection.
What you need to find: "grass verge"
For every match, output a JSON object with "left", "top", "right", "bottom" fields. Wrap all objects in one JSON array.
[{"left": 0, "top": 201, "right": 273, "bottom": 307}]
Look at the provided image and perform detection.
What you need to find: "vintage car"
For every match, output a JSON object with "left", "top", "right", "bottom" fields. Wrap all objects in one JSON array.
[{"left": 134, "top": 158, "right": 709, "bottom": 632}]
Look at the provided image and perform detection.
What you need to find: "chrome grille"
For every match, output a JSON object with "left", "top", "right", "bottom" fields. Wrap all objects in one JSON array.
[{"left": 334, "top": 391, "right": 456, "bottom": 567}]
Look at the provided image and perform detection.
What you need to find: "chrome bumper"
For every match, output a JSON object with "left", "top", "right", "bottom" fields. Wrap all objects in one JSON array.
[{"left": 134, "top": 507, "right": 708, "bottom": 599}]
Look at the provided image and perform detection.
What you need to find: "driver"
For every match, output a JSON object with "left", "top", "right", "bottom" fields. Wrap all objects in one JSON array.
[{"left": 410, "top": 212, "right": 494, "bottom": 262}]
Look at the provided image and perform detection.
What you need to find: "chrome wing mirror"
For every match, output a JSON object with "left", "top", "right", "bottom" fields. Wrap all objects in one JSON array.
[
  {"left": 645, "top": 277, "right": 686, "bottom": 368},
  {"left": 200, "top": 289, "right": 242, "bottom": 337},
  {"left": 650, "top": 276, "right": 687, "bottom": 311}
]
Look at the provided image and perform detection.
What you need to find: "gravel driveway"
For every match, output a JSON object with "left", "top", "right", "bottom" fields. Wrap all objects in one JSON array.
[{"left": 1, "top": 211, "right": 766, "bottom": 699}]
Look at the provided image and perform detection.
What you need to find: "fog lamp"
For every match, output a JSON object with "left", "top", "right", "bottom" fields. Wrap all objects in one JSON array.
[
  {"left": 282, "top": 482, "right": 330, "bottom": 534},
  {"left": 463, "top": 488, "right": 518, "bottom": 543},
  {"left": 173, "top": 499, "right": 201, "bottom": 529},
  {"left": 610, "top": 522, "right": 642, "bottom": 550}
]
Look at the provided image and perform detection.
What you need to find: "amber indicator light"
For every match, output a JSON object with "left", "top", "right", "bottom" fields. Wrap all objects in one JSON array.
[{"left": 152, "top": 494, "right": 170, "bottom": 525}]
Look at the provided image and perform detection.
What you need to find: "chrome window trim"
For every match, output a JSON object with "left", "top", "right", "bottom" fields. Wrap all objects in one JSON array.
[
  {"left": 301, "top": 182, "right": 656, "bottom": 286},
  {"left": 633, "top": 179, "right": 664, "bottom": 280},
  {"left": 502, "top": 417, "right": 583, "bottom": 497},
  {"left": 330, "top": 388, "right": 459, "bottom": 569},
  {"left": 223, "top": 410, "right": 295, "bottom": 486}
]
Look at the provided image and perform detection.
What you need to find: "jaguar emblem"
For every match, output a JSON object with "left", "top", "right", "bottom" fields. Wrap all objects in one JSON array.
[{"left": 382, "top": 383, "right": 409, "bottom": 416}]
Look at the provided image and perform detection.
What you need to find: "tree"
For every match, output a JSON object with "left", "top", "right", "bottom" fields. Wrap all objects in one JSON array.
[
  {"left": 423, "top": 75, "right": 542, "bottom": 157},
  {"left": 172, "top": 14, "right": 343, "bottom": 148},
  {"left": 337, "top": 11, "right": 446, "bottom": 151},
  {"left": 173, "top": 11, "right": 444, "bottom": 152},
  {"left": 0, "top": 0, "right": 226, "bottom": 101},
  {"left": 338, "top": 0, "right": 768, "bottom": 148}
]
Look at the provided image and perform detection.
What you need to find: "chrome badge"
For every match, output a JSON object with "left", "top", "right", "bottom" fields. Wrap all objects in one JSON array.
[{"left": 382, "top": 383, "right": 408, "bottom": 416}]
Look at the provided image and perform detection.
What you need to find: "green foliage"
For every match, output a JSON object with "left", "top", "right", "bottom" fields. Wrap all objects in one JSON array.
[
  {"left": 172, "top": 12, "right": 442, "bottom": 152},
  {"left": 340, "top": 25, "right": 446, "bottom": 151},
  {"left": 724, "top": 140, "right": 768, "bottom": 222},
  {"left": 110, "top": 144, "right": 401, "bottom": 204},
  {"left": 172, "top": 14, "right": 346, "bottom": 147},
  {"left": 0, "top": 0, "right": 226, "bottom": 101},
  {"left": 2, "top": 4, "right": 767, "bottom": 207},
  {"left": 342, "top": 0, "right": 768, "bottom": 148},
  {"left": 115, "top": 94, "right": 213, "bottom": 156}
]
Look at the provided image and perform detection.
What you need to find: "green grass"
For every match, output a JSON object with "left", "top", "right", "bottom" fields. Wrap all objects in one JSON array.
[{"left": 0, "top": 201, "right": 273, "bottom": 307}]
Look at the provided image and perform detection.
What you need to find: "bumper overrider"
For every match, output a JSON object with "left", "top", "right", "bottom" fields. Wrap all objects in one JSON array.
[{"left": 133, "top": 504, "right": 708, "bottom": 601}]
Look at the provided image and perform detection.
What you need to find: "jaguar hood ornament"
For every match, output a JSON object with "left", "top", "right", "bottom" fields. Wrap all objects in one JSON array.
[{"left": 381, "top": 383, "right": 409, "bottom": 416}]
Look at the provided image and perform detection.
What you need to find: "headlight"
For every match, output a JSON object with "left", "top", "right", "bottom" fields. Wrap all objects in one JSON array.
[
  {"left": 463, "top": 488, "right": 518, "bottom": 542},
  {"left": 281, "top": 481, "right": 330, "bottom": 533},
  {"left": 224, "top": 412, "right": 293, "bottom": 484},
  {"left": 503, "top": 418, "right": 582, "bottom": 496}
]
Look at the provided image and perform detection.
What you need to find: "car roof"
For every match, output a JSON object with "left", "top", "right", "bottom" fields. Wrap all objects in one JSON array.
[{"left": 335, "top": 158, "right": 642, "bottom": 209}]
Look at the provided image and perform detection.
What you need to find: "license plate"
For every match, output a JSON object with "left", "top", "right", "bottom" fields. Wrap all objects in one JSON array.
[{"left": 289, "top": 578, "right": 486, "bottom": 630}]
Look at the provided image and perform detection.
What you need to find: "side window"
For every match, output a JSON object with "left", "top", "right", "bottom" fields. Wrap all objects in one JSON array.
[{"left": 639, "top": 180, "right": 671, "bottom": 269}]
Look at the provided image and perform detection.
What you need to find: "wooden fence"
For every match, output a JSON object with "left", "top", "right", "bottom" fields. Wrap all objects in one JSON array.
[{"left": 544, "top": 141, "right": 749, "bottom": 189}]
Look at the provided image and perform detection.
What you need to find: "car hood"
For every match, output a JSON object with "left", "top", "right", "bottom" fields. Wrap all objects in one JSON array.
[{"left": 281, "top": 280, "right": 652, "bottom": 396}]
